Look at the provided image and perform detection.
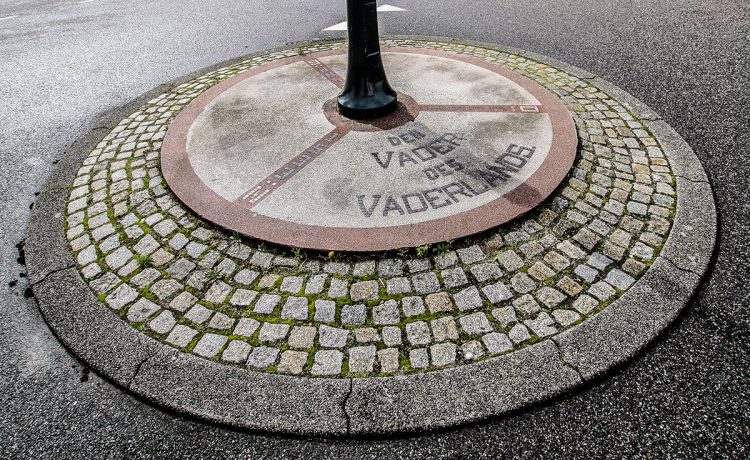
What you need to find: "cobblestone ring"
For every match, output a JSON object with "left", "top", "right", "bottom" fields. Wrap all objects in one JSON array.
[{"left": 26, "top": 38, "right": 716, "bottom": 435}]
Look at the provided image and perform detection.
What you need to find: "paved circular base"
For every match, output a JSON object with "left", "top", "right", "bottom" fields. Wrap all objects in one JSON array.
[
  {"left": 161, "top": 48, "right": 577, "bottom": 251},
  {"left": 26, "top": 38, "right": 716, "bottom": 436}
]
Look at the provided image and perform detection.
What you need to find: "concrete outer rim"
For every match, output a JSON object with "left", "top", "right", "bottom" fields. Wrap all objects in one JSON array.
[{"left": 25, "top": 37, "right": 716, "bottom": 437}]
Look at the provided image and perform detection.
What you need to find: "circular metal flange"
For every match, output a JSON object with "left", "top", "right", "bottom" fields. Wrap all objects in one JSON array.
[
  {"left": 161, "top": 48, "right": 578, "bottom": 251},
  {"left": 26, "top": 38, "right": 716, "bottom": 436}
]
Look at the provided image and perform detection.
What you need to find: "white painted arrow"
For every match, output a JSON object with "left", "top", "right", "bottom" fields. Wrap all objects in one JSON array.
[{"left": 324, "top": 5, "right": 406, "bottom": 31}]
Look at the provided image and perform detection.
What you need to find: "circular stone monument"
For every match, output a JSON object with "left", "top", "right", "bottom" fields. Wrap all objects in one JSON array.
[
  {"left": 26, "top": 38, "right": 716, "bottom": 436},
  {"left": 161, "top": 48, "right": 577, "bottom": 251}
]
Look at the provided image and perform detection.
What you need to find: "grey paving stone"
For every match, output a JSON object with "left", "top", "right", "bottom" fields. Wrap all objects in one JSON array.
[
  {"left": 406, "top": 258, "right": 431, "bottom": 273},
  {"left": 280, "top": 296, "right": 309, "bottom": 320},
  {"left": 457, "top": 245, "right": 486, "bottom": 264},
  {"left": 280, "top": 276, "right": 304, "bottom": 294},
  {"left": 233, "top": 269, "right": 259, "bottom": 285},
  {"left": 204, "top": 281, "right": 231, "bottom": 304},
  {"left": 185, "top": 241, "right": 208, "bottom": 259},
  {"left": 229, "top": 289, "right": 258, "bottom": 306},
  {"left": 588, "top": 252, "right": 614, "bottom": 270},
  {"left": 536, "top": 287, "right": 567, "bottom": 308},
  {"left": 105, "top": 246, "right": 133, "bottom": 270},
  {"left": 134, "top": 234, "right": 159, "bottom": 256},
  {"left": 277, "top": 350, "right": 308, "bottom": 375},
  {"left": 354, "top": 328, "right": 379, "bottom": 343},
  {"left": 606, "top": 268, "right": 636, "bottom": 290},
  {"left": 513, "top": 294, "right": 542, "bottom": 318},
  {"left": 470, "top": 263, "right": 502, "bottom": 282},
  {"left": 442, "top": 267, "right": 468, "bottom": 288},
  {"left": 453, "top": 286, "right": 483, "bottom": 311},
  {"left": 406, "top": 321, "right": 431, "bottom": 345},
  {"left": 221, "top": 340, "right": 251, "bottom": 363},
  {"left": 589, "top": 281, "right": 617, "bottom": 301},
  {"left": 377, "top": 259, "right": 404, "bottom": 277},
  {"left": 90, "top": 273, "right": 121, "bottom": 294},
  {"left": 528, "top": 262, "right": 555, "bottom": 281},
  {"left": 226, "top": 242, "right": 252, "bottom": 260},
  {"left": 169, "top": 233, "right": 189, "bottom": 250},
  {"left": 372, "top": 300, "right": 400, "bottom": 325},
  {"left": 233, "top": 318, "right": 260, "bottom": 337},
  {"left": 401, "top": 296, "right": 426, "bottom": 317},
  {"left": 128, "top": 269, "right": 159, "bottom": 290},
  {"left": 193, "top": 333, "right": 228, "bottom": 358},
  {"left": 492, "top": 306, "right": 517, "bottom": 328},
  {"left": 104, "top": 283, "right": 138, "bottom": 310},
  {"left": 314, "top": 299, "right": 337, "bottom": 323},
  {"left": 327, "top": 278, "right": 349, "bottom": 298},
  {"left": 459, "top": 312, "right": 493, "bottom": 336},
  {"left": 340, "top": 303, "right": 366, "bottom": 325},
  {"left": 460, "top": 340, "right": 485, "bottom": 361},
  {"left": 126, "top": 299, "right": 160, "bottom": 323},
  {"left": 519, "top": 241, "right": 544, "bottom": 258},
  {"left": 386, "top": 277, "right": 412, "bottom": 295},
  {"left": 631, "top": 241, "right": 655, "bottom": 260},
  {"left": 312, "top": 350, "right": 343, "bottom": 375},
  {"left": 434, "top": 251, "right": 458, "bottom": 269},
  {"left": 253, "top": 294, "right": 281, "bottom": 314},
  {"left": 409, "top": 348, "right": 430, "bottom": 369},
  {"left": 425, "top": 292, "right": 454, "bottom": 313},
  {"left": 165, "top": 325, "right": 198, "bottom": 348},
  {"left": 482, "top": 281, "right": 514, "bottom": 304},
  {"left": 482, "top": 332, "right": 513, "bottom": 354},
  {"left": 496, "top": 250, "right": 524, "bottom": 271},
  {"left": 412, "top": 272, "right": 441, "bottom": 294},
  {"left": 556, "top": 240, "right": 586, "bottom": 259},
  {"left": 184, "top": 304, "right": 212, "bottom": 325},
  {"left": 150, "top": 279, "right": 182, "bottom": 300},
  {"left": 249, "top": 251, "right": 273, "bottom": 269},
  {"left": 377, "top": 348, "right": 400, "bottom": 373},
  {"left": 350, "top": 280, "right": 380, "bottom": 301},
  {"left": 207, "top": 312, "right": 234, "bottom": 330},
  {"left": 256, "top": 274, "right": 279, "bottom": 290},
  {"left": 382, "top": 326, "right": 402, "bottom": 346},
  {"left": 352, "top": 260, "right": 376, "bottom": 277},
  {"left": 147, "top": 310, "right": 176, "bottom": 334},
  {"left": 574, "top": 264, "right": 599, "bottom": 283},
  {"left": 349, "top": 346, "right": 376, "bottom": 374},
  {"left": 305, "top": 274, "right": 327, "bottom": 295},
  {"left": 552, "top": 309, "right": 582, "bottom": 327},
  {"left": 430, "top": 342, "right": 457, "bottom": 367},
  {"left": 287, "top": 326, "right": 316, "bottom": 349},
  {"left": 169, "top": 291, "right": 197, "bottom": 312},
  {"left": 246, "top": 346, "right": 279, "bottom": 369},
  {"left": 258, "top": 323, "right": 289, "bottom": 342},
  {"left": 508, "top": 323, "right": 531, "bottom": 344},
  {"left": 524, "top": 312, "right": 558, "bottom": 338},
  {"left": 572, "top": 294, "right": 599, "bottom": 315},
  {"left": 510, "top": 273, "right": 537, "bottom": 294},
  {"left": 319, "top": 325, "right": 349, "bottom": 348},
  {"left": 557, "top": 276, "right": 584, "bottom": 296},
  {"left": 324, "top": 261, "right": 351, "bottom": 276},
  {"left": 431, "top": 317, "right": 459, "bottom": 341}
]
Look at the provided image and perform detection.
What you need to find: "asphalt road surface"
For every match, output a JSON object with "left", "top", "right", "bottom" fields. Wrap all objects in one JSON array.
[{"left": 1, "top": 0, "right": 748, "bottom": 457}]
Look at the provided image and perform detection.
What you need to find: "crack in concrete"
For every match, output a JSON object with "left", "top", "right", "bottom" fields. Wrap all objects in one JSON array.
[
  {"left": 343, "top": 378, "right": 353, "bottom": 435},
  {"left": 551, "top": 338, "right": 586, "bottom": 382},
  {"left": 127, "top": 352, "right": 154, "bottom": 389},
  {"left": 662, "top": 256, "right": 703, "bottom": 278},
  {"left": 675, "top": 174, "right": 711, "bottom": 185},
  {"left": 29, "top": 265, "right": 76, "bottom": 288}
]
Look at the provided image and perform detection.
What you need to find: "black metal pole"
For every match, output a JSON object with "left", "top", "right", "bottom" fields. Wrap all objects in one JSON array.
[{"left": 337, "top": 0, "right": 398, "bottom": 119}]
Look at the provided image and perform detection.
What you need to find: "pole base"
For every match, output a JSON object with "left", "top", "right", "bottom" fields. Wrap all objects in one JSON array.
[{"left": 337, "top": 92, "right": 398, "bottom": 119}]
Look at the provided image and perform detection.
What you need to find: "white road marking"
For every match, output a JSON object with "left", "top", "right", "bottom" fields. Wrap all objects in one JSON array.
[
  {"left": 323, "top": 4, "right": 406, "bottom": 32},
  {"left": 324, "top": 21, "right": 348, "bottom": 31},
  {"left": 0, "top": 15, "right": 18, "bottom": 21},
  {"left": 377, "top": 5, "right": 405, "bottom": 12}
]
